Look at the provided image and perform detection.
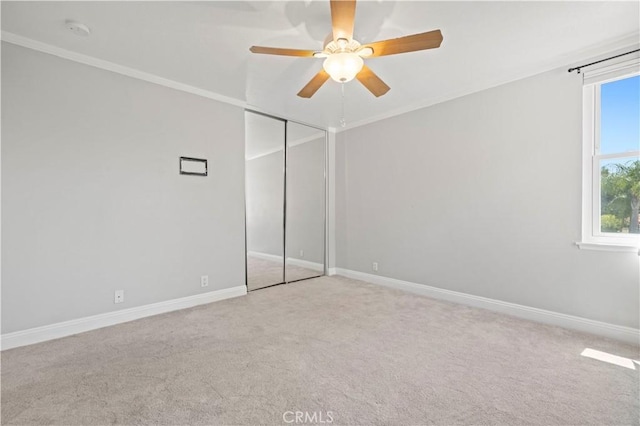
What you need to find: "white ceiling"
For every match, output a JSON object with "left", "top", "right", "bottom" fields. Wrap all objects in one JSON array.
[{"left": 2, "top": 1, "right": 639, "bottom": 129}]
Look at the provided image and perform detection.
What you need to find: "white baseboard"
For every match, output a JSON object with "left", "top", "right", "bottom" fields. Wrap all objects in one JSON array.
[
  {"left": 1, "top": 285, "right": 247, "bottom": 351},
  {"left": 334, "top": 268, "right": 639, "bottom": 345},
  {"left": 328, "top": 267, "right": 338, "bottom": 276},
  {"left": 248, "top": 251, "right": 324, "bottom": 272}
]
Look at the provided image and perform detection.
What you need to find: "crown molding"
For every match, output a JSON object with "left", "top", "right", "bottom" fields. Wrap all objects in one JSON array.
[
  {"left": 3, "top": 30, "right": 637, "bottom": 134},
  {"left": 1, "top": 31, "right": 247, "bottom": 109},
  {"left": 336, "top": 32, "right": 640, "bottom": 133}
]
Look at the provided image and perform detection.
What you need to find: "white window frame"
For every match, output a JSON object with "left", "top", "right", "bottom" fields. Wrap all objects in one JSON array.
[{"left": 579, "top": 58, "right": 640, "bottom": 253}]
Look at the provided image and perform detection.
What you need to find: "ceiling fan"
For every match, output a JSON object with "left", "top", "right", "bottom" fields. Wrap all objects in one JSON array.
[{"left": 249, "top": 0, "right": 443, "bottom": 98}]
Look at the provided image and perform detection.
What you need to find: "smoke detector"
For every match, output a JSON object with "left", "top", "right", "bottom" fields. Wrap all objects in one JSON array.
[{"left": 65, "top": 20, "right": 91, "bottom": 37}]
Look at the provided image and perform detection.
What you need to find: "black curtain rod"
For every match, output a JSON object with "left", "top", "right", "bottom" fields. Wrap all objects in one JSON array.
[{"left": 568, "top": 48, "right": 640, "bottom": 74}]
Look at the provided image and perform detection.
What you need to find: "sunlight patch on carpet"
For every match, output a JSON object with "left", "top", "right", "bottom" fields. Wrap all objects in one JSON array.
[{"left": 581, "top": 348, "right": 638, "bottom": 370}]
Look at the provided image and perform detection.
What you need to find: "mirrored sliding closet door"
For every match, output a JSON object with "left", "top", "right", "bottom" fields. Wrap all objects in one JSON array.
[
  {"left": 244, "top": 111, "right": 326, "bottom": 291},
  {"left": 245, "top": 111, "right": 285, "bottom": 290},
  {"left": 285, "top": 122, "right": 326, "bottom": 283}
]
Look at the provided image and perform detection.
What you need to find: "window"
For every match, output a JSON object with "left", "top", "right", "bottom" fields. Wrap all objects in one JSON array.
[{"left": 581, "top": 59, "right": 640, "bottom": 251}]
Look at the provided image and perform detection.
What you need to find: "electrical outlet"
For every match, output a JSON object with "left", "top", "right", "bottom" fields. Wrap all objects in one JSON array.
[
  {"left": 299, "top": 250, "right": 304, "bottom": 258},
  {"left": 201, "top": 275, "right": 209, "bottom": 287},
  {"left": 114, "top": 290, "right": 124, "bottom": 304},
  {"left": 372, "top": 262, "right": 379, "bottom": 272}
]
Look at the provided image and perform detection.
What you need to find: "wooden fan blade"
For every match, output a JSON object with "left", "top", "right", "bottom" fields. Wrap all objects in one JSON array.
[
  {"left": 362, "top": 30, "right": 443, "bottom": 57},
  {"left": 250, "top": 46, "right": 316, "bottom": 57},
  {"left": 356, "top": 65, "right": 390, "bottom": 97},
  {"left": 330, "top": 0, "right": 356, "bottom": 41},
  {"left": 297, "top": 69, "right": 331, "bottom": 98}
]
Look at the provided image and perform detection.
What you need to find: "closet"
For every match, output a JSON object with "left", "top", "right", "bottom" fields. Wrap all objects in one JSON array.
[{"left": 244, "top": 111, "right": 326, "bottom": 291}]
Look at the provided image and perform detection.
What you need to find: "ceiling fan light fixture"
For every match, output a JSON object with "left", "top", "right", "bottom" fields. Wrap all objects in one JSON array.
[
  {"left": 323, "top": 52, "right": 364, "bottom": 83},
  {"left": 248, "top": 0, "right": 443, "bottom": 98}
]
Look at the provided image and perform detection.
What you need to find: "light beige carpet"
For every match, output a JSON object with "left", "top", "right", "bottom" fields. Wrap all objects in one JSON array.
[{"left": 2, "top": 276, "right": 638, "bottom": 425}]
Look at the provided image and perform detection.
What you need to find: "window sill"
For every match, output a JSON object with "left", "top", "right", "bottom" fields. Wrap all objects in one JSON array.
[{"left": 575, "top": 242, "right": 640, "bottom": 254}]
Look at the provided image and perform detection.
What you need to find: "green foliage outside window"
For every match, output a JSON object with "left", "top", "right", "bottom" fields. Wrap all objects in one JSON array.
[
  {"left": 600, "top": 214, "right": 624, "bottom": 232},
  {"left": 601, "top": 160, "right": 640, "bottom": 234}
]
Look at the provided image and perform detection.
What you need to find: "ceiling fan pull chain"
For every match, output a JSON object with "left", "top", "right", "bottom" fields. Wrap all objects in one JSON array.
[{"left": 340, "top": 83, "right": 347, "bottom": 128}]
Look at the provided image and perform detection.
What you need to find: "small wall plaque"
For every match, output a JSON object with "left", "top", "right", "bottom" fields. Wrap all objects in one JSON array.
[{"left": 180, "top": 157, "right": 207, "bottom": 176}]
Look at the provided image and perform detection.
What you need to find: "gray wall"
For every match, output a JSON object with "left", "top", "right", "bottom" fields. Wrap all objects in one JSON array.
[
  {"left": 2, "top": 43, "right": 246, "bottom": 334},
  {"left": 336, "top": 66, "right": 640, "bottom": 329}
]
